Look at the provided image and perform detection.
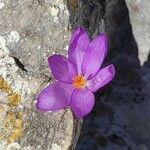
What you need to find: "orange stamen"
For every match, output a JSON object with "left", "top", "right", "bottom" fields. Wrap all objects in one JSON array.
[{"left": 72, "top": 74, "right": 86, "bottom": 88}]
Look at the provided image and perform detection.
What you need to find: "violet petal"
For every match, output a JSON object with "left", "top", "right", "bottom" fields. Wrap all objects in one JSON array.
[
  {"left": 82, "top": 33, "right": 108, "bottom": 79},
  {"left": 88, "top": 64, "right": 115, "bottom": 92},
  {"left": 68, "top": 27, "right": 90, "bottom": 73},
  {"left": 70, "top": 88, "right": 95, "bottom": 119},
  {"left": 36, "top": 81, "right": 74, "bottom": 111},
  {"left": 48, "top": 54, "right": 77, "bottom": 83}
]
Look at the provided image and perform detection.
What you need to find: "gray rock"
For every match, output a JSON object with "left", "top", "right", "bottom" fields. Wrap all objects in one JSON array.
[
  {"left": 0, "top": 0, "right": 81, "bottom": 149},
  {"left": 125, "top": 0, "right": 150, "bottom": 65}
]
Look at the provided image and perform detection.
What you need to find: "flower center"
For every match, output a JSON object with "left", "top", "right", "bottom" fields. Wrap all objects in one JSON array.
[{"left": 72, "top": 74, "right": 86, "bottom": 88}]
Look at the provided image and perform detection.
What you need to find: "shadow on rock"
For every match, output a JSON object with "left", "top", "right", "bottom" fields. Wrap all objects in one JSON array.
[{"left": 66, "top": 0, "right": 150, "bottom": 150}]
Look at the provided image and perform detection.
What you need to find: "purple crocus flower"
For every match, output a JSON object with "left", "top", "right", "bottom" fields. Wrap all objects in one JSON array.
[{"left": 36, "top": 27, "right": 115, "bottom": 119}]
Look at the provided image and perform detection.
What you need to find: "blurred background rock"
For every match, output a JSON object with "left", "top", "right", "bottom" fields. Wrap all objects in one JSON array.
[{"left": 68, "top": 0, "right": 150, "bottom": 150}]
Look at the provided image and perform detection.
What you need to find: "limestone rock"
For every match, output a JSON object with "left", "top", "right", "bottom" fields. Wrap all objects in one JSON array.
[{"left": 0, "top": 0, "right": 81, "bottom": 149}]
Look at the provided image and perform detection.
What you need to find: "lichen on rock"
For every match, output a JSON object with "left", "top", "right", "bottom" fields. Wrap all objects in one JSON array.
[{"left": 0, "top": 76, "right": 23, "bottom": 143}]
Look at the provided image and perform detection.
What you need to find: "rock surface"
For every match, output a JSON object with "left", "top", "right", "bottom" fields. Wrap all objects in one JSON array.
[
  {"left": 71, "top": 0, "right": 150, "bottom": 150},
  {"left": 0, "top": 0, "right": 81, "bottom": 149},
  {"left": 125, "top": 0, "right": 150, "bottom": 66}
]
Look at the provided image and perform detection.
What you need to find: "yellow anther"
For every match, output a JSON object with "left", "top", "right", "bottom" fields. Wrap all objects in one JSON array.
[{"left": 72, "top": 74, "right": 86, "bottom": 88}]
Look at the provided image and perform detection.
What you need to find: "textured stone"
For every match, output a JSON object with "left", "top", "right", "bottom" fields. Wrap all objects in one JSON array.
[{"left": 0, "top": 0, "right": 81, "bottom": 149}]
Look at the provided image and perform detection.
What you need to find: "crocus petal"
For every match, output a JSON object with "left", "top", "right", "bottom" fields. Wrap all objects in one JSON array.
[
  {"left": 87, "top": 64, "right": 115, "bottom": 92},
  {"left": 48, "top": 54, "right": 77, "bottom": 83},
  {"left": 68, "top": 27, "right": 90, "bottom": 73},
  {"left": 82, "top": 33, "right": 108, "bottom": 79},
  {"left": 36, "top": 81, "right": 74, "bottom": 111},
  {"left": 70, "top": 88, "right": 95, "bottom": 119}
]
